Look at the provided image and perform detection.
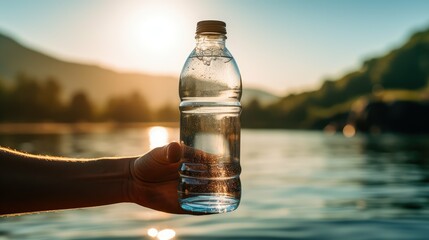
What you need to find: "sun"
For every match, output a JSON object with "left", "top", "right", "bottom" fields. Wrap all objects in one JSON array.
[
  {"left": 137, "top": 14, "right": 176, "bottom": 53},
  {"left": 123, "top": 2, "right": 190, "bottom": 74},
  {"left": 127, "top": 3, "right": 184, "bottom": 56}
]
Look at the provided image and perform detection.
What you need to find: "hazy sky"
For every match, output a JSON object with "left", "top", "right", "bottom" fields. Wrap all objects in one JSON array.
[{"left": 1, "top": 0, "right": 429, "bottom": 95}]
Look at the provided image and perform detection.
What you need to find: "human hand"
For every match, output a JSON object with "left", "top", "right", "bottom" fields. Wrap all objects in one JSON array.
[{"left": 127, "top": 142, "right": 189, "bottom": 214}]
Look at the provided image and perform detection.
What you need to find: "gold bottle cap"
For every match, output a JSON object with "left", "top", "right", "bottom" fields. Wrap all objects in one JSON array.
[{"left": 196, "top": 20, "right": 227, "bottom": 34}]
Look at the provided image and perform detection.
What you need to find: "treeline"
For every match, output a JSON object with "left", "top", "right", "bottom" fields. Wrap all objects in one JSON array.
[
  {"left": 0, "top": 74, "right": 178, "bottom": 123},
  {"left": 3, "top": 26, "right": 429, "bottom": 128},
  {"left": 241, "top": 79, "right": 367, "bottom": 129},
  {"left": 243, "top": 26, "right": 429, "bottom": 129}
]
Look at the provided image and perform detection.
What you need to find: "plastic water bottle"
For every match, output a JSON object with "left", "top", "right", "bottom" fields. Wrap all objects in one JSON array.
[{"left": 178, "top": 20, "right": 242, "bottom": 213}]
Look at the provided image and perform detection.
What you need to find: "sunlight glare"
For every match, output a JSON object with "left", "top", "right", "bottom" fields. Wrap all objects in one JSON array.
[
  {"left": 149, "top": 126, "right": 169, "bottom": 149},
  {"left": 157, "top": 229, "right": 176, "bottom": 240},
  {"left": 126, "top": 2, "right": 187, "bottom": 58},
  {"left": 343, "top": 124, "right": 356, "bottom": 138},
  {"left": 147, "top": 228, "right": 158, "bottom": 237},
  {"left": 146, "top": 227, "right": 176, "bottom": 240},
  {"left": 118, "top": 1, "right": 193, "bottom": 74},
  {"left": 138, "top": 15, "right": 174, "bottom": 52}
]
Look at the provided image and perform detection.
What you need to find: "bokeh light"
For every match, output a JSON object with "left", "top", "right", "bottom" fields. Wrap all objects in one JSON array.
[
  {"left": 146, "top": 227, "right": 176, "bottom": 240},
  {"left": 149, "top": 126, "right": 169, "bottom": 149},
  {"left": 147, "top": 228, "right": 158, "bottom": 237}
]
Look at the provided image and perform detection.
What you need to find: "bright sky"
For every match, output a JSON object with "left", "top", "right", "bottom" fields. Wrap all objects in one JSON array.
[{"left": 1, "top": 0, "right": 429, "bottom": 95}]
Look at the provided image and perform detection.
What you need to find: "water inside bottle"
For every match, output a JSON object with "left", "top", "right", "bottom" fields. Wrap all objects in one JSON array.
[{"left": 178, "top": 102, "right": 241, "bottom": 213}]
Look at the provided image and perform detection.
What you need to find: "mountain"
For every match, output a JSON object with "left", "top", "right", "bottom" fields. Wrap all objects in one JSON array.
[
  {"left": 242, "top": 26, "right": 429, "bottom": 129},
  {"left": 0, "top": 32, "right": 178, "bottom": 109},
  {"left": 241, "top": 88, "right": 279, "bottom": 106},
  {"left": 0, "top": 32, "right": 275, "bottom": 110}
]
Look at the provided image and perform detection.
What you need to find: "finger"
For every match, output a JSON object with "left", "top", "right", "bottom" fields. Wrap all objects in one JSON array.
[
  {"left": 166, "top": 142, "right": 182, "bottom": 163},
  {"left": 148, "top": 142, "right": 182, "bottom": 165}
]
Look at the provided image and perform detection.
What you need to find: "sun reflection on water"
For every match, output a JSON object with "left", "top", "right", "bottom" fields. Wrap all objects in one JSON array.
[
  {"left": 147, "top": 228, "right": 176, "bottom": 240},
  {"left": 149, "top": 126, "right": 169, "bottom": 149},
  {"left": 343, "top": 124, "right": 356, "bottom": 138},
  {"left": 147, "top": 228, "right": 158, "bottom": 237}
]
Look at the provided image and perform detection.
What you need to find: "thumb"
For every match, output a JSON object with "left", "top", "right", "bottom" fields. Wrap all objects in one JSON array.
[
  {"left": 133, "top": 142, "right": 182, "bottom": 183},
  {"left": 166, "top": 142, "right": 182, "bottom": 163},
  {"left": 150, "top": 142, "right": 182, "bottom": 165}
]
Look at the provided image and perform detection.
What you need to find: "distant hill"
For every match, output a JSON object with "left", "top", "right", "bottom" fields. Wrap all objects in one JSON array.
[
  {"left": 0, "top": 32, "right": 275, "bottom": 109},
  {"left": 243, "top": 26, "right": 429, "bottom": 129},
  {"left": 241, "top": 87, "right": 279, "bottom": 106},
  {"left": 0, "top": 32, "right": 179, "bottom": 109}
]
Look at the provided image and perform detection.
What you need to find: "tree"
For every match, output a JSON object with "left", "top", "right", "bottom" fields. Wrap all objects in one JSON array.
[
  {"left": 42, "top": 77, "right": 63, "bottom": 121},
  {"left": 0, "top": 77, "right": 7, "bottom": 121},
  {"left": 66, "top": 91, "right": 94, "bottom": 122},
  {"left": 8, "top": 74, "right": 44, "bottom": 121},
  {"left": 104, "top": 92, "right": 151, "bottom": 122},
  {"left": 380, "top": 43, "right": 428, "bottom": 90},
  {"left": 242, "top": 98, "right": 268, "bottom": 128},
  {"left": 155, "top": 104, "right": 178, "bottom": 122}
]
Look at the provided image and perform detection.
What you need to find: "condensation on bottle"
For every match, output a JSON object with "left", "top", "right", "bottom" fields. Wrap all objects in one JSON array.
[{"left": 178, "top": 20, "right": 242, "bottom": 214}]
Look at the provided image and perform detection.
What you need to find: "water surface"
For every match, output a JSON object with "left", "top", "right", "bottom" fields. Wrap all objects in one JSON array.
[{"left": 1, "top": 128, "right": 429, "bottom": 239}]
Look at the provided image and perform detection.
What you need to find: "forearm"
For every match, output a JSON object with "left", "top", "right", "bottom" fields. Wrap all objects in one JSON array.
[{"left": 0, "top": 147, "right": 134, "bottom": 215}]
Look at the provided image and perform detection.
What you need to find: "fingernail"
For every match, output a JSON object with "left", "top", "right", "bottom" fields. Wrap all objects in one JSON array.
[
  {"left": 167, "top": 142, "right": 181, "bottom": 163},
  {"left": 166, "top": 143, "right": 172, "bottom": 161}
]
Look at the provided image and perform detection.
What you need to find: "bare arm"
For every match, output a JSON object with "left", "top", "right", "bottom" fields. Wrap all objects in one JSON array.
[{"left": 0, "top": 142, "right": 187, "bottom": 216}]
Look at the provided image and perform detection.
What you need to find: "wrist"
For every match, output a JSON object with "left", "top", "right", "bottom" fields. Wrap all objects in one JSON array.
[
  {"left": 82, "top": 156, "right": 134, "bottom": 206},
  {"left": 125, "top": 156, "right": 154, "bottom": 206},
  {"left": 124, "top": 157, "right": 136, "bottom": 203}
]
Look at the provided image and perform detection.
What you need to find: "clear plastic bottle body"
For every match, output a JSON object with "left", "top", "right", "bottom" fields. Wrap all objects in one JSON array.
[{"left": 178, "top": 33, "right": 242, "bottom": 214}]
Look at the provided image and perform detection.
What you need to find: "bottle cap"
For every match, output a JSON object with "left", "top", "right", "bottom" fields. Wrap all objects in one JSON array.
[{"left": 196, "top": 20, "right": 227, "bottom": 34}]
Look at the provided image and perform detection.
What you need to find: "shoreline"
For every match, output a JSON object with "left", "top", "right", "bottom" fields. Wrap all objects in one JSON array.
[{"left": 0, "top": 122, "right": 180, "bottom": 134}]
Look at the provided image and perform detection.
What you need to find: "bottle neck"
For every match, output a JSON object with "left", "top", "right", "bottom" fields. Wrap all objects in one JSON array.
[{"left": 195, "top": 33, "right": 226, "bottom": 47}]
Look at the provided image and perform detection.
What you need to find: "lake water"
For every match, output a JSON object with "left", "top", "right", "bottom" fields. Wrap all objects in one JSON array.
[{"left": 1, "top": 127, "right": 429, "bottom": 240}]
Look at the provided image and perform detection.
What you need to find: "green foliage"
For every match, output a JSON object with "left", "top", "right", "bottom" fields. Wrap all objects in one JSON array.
[
  {"left": 104, "top": 92, "right": 151, "bottom": 122},
  {"left": 65, "top": 91, "right": 94, "bottom": 122},
  {"left": 5, "top": 74, "right": 65, "bottom": 122},
  {"left": 2, "top": 27, "right": 429, "bottom": 127},
  {"left": 155, "top": 104, "right": 179, "bottom": 122},
  {"left": 241, "top": 98, "right": 269, "bottom": 128},
  {"left": 0, "top": 74, "right": 174, "bottom": 123},
  {"left": 243, "top": 27, "right": 429, "bottom": 129},
  {"left": 0, "top": 77, "right": 7, "bottom": 121}
]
